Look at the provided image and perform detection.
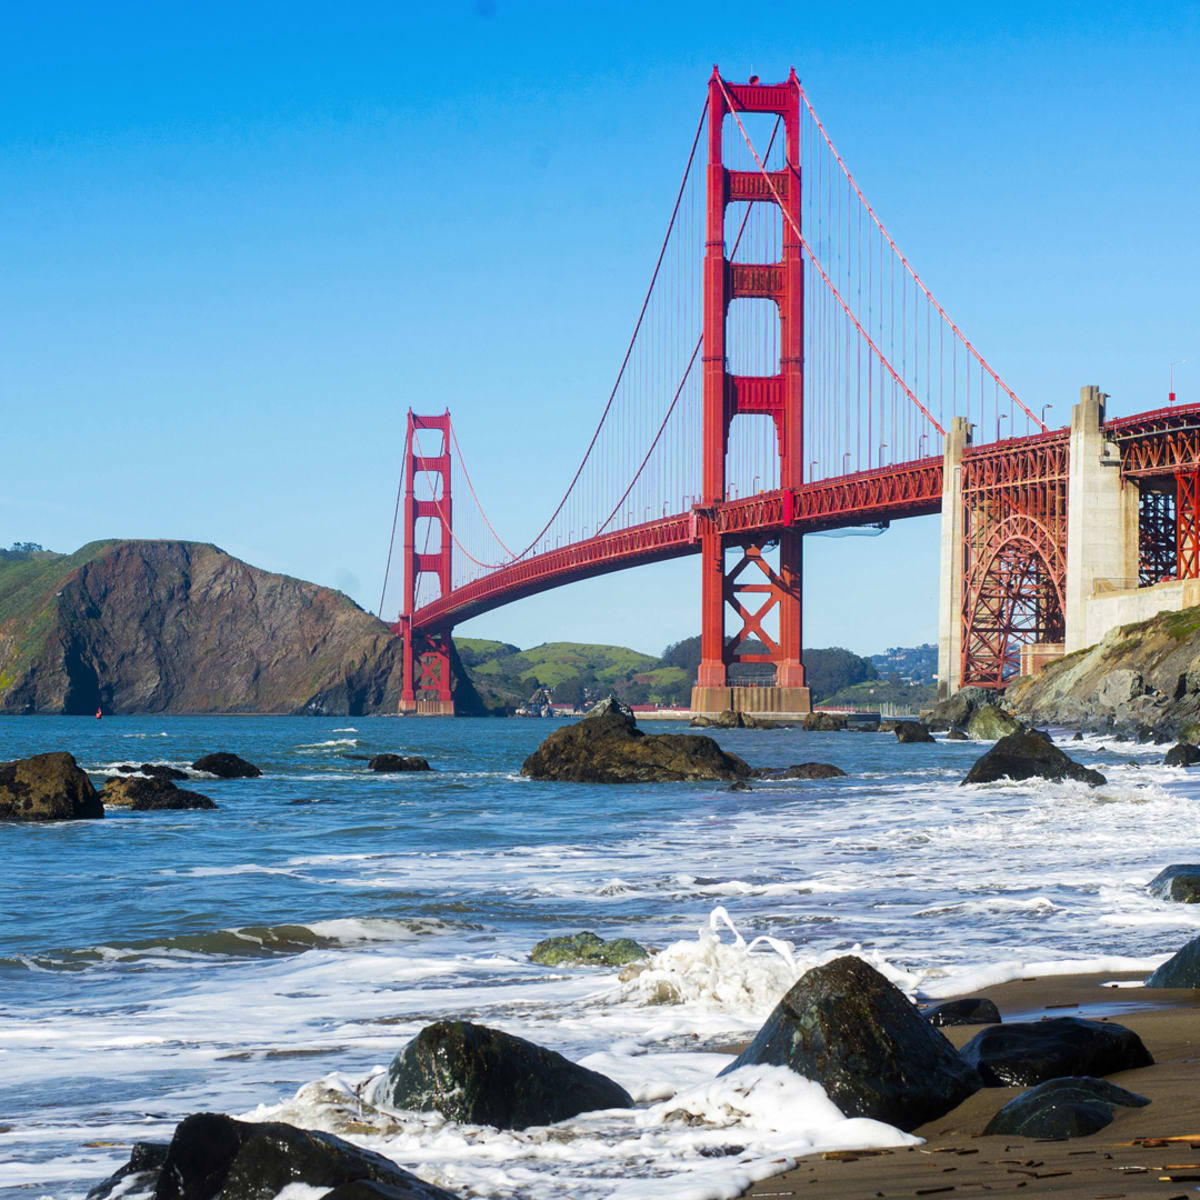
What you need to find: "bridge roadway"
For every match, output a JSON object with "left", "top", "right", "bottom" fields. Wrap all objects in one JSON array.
[{"left": 411, "top": 401, "right": 1200, "bottom": 639}]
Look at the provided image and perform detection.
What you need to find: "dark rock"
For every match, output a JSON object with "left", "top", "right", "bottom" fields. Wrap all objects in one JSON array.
[
  {"left": 1071, "top": 730, "right": 1084, "bottom": 741},
  {"left": 112, "top": 763, "right": 139, "bottom": 773},
  {"left": 140, "top": 762, "right": 189, "bottom": 781},
  {"left": 717, "top": 955, "right": 980, "bottom": 1131},
  {"left": 962, "top": 728, "right": 1106, "bottom": 787},
  {"left": 728, "top": 780, "right": 752, "bottom": 791},
  {"left": 1149, "top": 864, "right": 1200, "bottom": 904},
  {"left": 86, "top": 1141, "right": 168, "bottom": 1200},
  {"left": 0, "top": 751, "right": 103, "bottom": 821},
  {"left": 369, "top": 754, "right": 432, "bottom": 773},
  {"left": 959, "top": 1016, "right": 1153, "bottom": 1086},
  {"left": 982, "top": 1076, "right": 1149, "bottom": 1140},
  {"left": 1146, "top": 933, "right": 1200, "bottom": 987},
  {"left": 1164, "top": 742, "right": 1200, "bottom": 767},
  {"left": 691, "top": 709, "right": 743, "bottom": 729},
  {"left": 101, "top": 776, "right": 216, "bottom": 811},
  {"left": 146, "top": 1112, "right": 459, "bottom": 1200},
  {"left": 920, "top": 686, "right": 1002, "bottom": 732},
  {"left": 924, "top": 997, "right": 1002, "bottom": 1027},
  {"left": 375, "top": 1019, "right": 634, "bottom": 1130},
  {"left": 530, "top": 931, "right": 648, "bottom": 967},
  {"left": 894, "top": 720, "right": 934, "bottom": 743},
  {"left": 803, "top": 712, "right": 846, "bottom": 731},
  {"left": 754, "top": 762, "right": 846, "bottom": 780},
  {"left": 966, "top": 706, "right": 1022, "bottom": 740},
  {"left": 521, "top": 705, "right": 751, "bottom": 783},
  {"left": 191, "top": 752, "right": 261, "bottom": 779},
  {"left": 944, "top": 729, "right": 969, "bottom": 741}
]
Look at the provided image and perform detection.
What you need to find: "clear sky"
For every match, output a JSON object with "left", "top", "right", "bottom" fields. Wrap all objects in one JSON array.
[{"left": 3, "top": 2, "right": 1198, "bottom": 657}]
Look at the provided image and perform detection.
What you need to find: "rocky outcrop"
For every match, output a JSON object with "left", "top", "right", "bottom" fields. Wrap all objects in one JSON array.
[
  {"left": 982, "top": 1076, "right": 1149, "bottom": 1140},
  {"left": 191, "top": 752, "right": 261, "bottom": 778},
  {"left": 690, "top": 709, "right": 743, "bottom": 728},
  {"left": 718, "top": 956, "right": 980, "bottom": 1131},
  {"left": 1146, "top": 933, "right": 1200, "bottom": 987},
  {"left": 521, "top": 700, "right": 751, "bottom": 783},
  {"left": 962, "top": 729, "right": 1106, "bottom": 787},
  {"left": 754, "top": 762, "right": 846, "bottom": 779},
  {"left": 966, "top": 705, "right": 1021, "bottom": 740},
  {"left": 803, "top": 712, "right": 846, "bottom": 731},
  {"left": 1148, "top": 864, "right": 1200, "bottom": 903},
  {"left": 111, "top": 762, "right": 189, "bottom": 781},
  {"left": 94, "top": 1112, "right": 460, "bottom": 1200},
  {"left": 368, "top": 754, "right": 432, "bottom": 773},
  {"left": 920, "top": 686, "right": 1003, "bottom": 732},
  {"left": 1005, "top": 605, "right": 1200, "bottom": 737},
  {"left": 529, "top": 931, "right": 648, "bottom": 967},
  {"left": 372, "top": 1020, "right": 633, "bottom": 1130},
  {"left": 924, "top": 998, "right": 1001, "bottom": 1027},
  {"left": 101, "top": 776, "right": 216, "bottom": 811},
  {"left": 0, "top": 752, "right": 103, "bottom": 821},
  {"left": 894, "top": 720, "right": 934, "bottom": 743},
  {"left": 959, "top": 1016, "right": 1153, "bottom": 1086},
  {"left": 0, "top": 541, "right": 409, "bottom": 715}
]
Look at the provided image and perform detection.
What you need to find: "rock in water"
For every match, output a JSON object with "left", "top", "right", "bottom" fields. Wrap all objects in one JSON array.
[
  {"left": 945, "top": 729, "right": 969, "bottom": 740},
  {"left": 136, "top": 1112, "right": 460, "bottom": 1200},
  {"left": 690, "top": 709, "right": 743, "bottom": 728},
  {"left": 0, "top": 752, "right": 103, "bottom": 821},
  {"left": 982, "top": 1076, "right": 1149, "bottom": 1140},
  {"left": 101, "top": 776, "right": 216, "bottom": 811},
  {"left": 368, "top": 754, "right": 432, "bottom": 772},
  {"left": 521, "top": 704, "right": 751, "bottom": 783},
  {"left": 924, "top": 997, "right": 1002, "bottom": 1027},
  {"left": 962, "top": 728, "right": 1106, "bottom": 787},
  {"left": 191, "top": 752, "right": 261, "bottom": 778},
  {"left": 894, "top": 720, "right": 934, "bottom": 743},
  {"left": 1148, "top": 864, "right": 1200, "bottom": 903},
  {"left": 717, "top": 955, "right": 980, "bottom": 1131},
  {"left": 87, "top": 1141, "right": 168, "bottom": 1200},
  {"left": 754, "top": 763, "right": 846, "bottom": 779},
  {"left": 529, "top": 931, "right": 648, "bottom": 967},
  {"left": 374, "top": 1020, "right": 634, "bottom": 1130},
  {"left": 1146, "top": 933, "right": 1200, "bottom": 986},
  {"left": 1164, "top": 742, "right": 1200, "bottom": 767},
  {"left": 959, "top": 1016, "right": 1153, "bottom": 1086},
  {"left": 803, "top": 712, "right": 846, "bottom": 731},
  {"left": 966, "top": 705, "right": 1021, "bottom": 740}
]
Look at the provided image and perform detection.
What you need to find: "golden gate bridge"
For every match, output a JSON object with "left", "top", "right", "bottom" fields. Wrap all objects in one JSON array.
[{"left": 380, "top": 68, "right": 1200, "bottom": 715}]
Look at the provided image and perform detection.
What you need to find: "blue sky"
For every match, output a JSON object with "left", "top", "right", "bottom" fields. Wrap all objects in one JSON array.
[{"left": 3, "top": 2, "right": 1197, "bottom": 656}]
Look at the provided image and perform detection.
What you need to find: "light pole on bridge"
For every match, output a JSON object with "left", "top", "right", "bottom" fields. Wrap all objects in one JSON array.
[{"left": 1041, "top": 403, "right": 1053, "bottom": 427}]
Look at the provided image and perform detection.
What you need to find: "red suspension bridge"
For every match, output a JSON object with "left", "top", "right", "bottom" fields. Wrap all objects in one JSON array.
[{"left": 381, "top": 68, "right": 1200, "bottom": 715}]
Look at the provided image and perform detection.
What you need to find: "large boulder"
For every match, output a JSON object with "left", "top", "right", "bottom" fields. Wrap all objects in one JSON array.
[
  {"left": 1164, "top": 742, "right": 1200, "bottom": 767},
  {"left": 191, "top": 752, "right": 261, "bottom": 779},
  {"left": 97, "top": 1112, "right": 460, "bottom": 1200},
  {"left": 1149, "top": 865, "right": 1200, "bottom": 904},
  {"left": 369, "top": 754, "right": 432, "bottom": 773},
  {"left": 966, "top": 705, "right": 1022, "bottom": 740},
  {"left": 101, "top": 776, "right": 216, "bottom": 811},
  {"left": 521, "top": 703, "right": 751, "bottom": 783},
  {"left": 717, "top": 955, "right": 980, "bottom": 1131},
  {"left": 1146, "top": 933, "right": 1200, "bottom": 987},
  {"left": 924, "top": 997, "right": 1001, "bottom": 1028},
  {"left": 959, "top": 1016, "right": 1153, "bottom": 1086},
  {"left": 920, "top": 686, "right": 1000, "bottom": 732},
  {"left": 982, "top": 1076, "right": 1149, "bottom": 1140},
  {"left": 754, "top": 762, "right": 846, "bottom": 780},
  {"left": 962, "top": 729, "right": 1106, "bottom": 787},
  {"left": 87, "top": 1141, "right": 168, "bottom": 1200},
  {"left": 894, "top": 720, "right": 934, "bottom": 743},
  {"left": 803, "top": 712, "right": 846, "bottom": 731},
  {"left": 530, "top": 931, "right": 648, "bottom": 967},
  {"left": 373, "top": 1020, "right": 633, "bottom": 1130},
  {"left": 110, "top": 762, "right": 189, "bottom": 781},
  {"left": 0, "top": 751, "right": 103, "bottom": 821}
]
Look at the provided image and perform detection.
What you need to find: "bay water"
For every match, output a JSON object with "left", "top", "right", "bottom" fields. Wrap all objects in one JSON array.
[{"left": 2, "top": 715, "right": 1196, "bottom": 1199}]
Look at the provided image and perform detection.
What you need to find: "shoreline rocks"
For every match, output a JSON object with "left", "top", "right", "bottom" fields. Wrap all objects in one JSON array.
[
  {"left": 894, "top": 720, "right": 934, "bottom": 743},
  {"left": 101, "top": 775, "right": 216, "bottom": 811},
  {"left": 753, "top": 762, "right": 845, "bottom": 779},
  {"left": 530, "top": 931, "right": 648, "bottom": 967},
  {"left": 191, "top": 752, "right": 261, "bottom": 778},
  {"left": 1149, "top": 864, "right": 1200, "bottom": 903},
  {"left": 962, "top": 728, "right": 1106, "bottom": 787},
  {"left": 0, "top": 751, "right": 103, "bottom": 821},
  {"left": 369, "top": 753, "right": 432, "bottom": 772},
  {"left": 1146, "top": 933, "right": 1200, "bottom": 987},
  {"left": 982, "top": 1076, "right": 1150, "bottom": 1140}
]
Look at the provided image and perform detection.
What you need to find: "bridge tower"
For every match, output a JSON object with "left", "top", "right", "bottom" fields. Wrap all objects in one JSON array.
[
  {"left": 691, "top": 68, "right": 811, "bottom": 717},
  {"left": 397, "top": 410, "right": 455, "bottom": 716}
]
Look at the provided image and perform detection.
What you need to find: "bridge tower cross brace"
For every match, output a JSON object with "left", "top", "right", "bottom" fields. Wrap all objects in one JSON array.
[
  {"left": 692, "top": 68, "right": 810, "bottom": 716},
  {"left": 398, "top": 410, "right": 455, "bottom": 716}
]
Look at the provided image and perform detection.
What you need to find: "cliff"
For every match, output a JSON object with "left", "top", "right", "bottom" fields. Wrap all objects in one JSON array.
[
  {"left": 0, "top": 541, "right": 407, "bottom": 715},
  {"left": 1005, "top": 606, "right": 1200, "bottom": 738}
]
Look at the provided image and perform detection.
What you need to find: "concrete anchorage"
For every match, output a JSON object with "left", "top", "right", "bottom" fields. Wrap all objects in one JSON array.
[{"left": 936, "top": 417, "right": 971, "bottom": 699}]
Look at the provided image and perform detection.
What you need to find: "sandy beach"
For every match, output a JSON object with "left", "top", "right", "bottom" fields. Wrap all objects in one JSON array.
[{"left": 741, "top": 972, "right": 1200, "bottom": 1198}]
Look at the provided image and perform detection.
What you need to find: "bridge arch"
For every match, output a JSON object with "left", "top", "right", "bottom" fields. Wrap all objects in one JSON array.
[{"left": 962, "top": 512, "right": 1066, "bottom": 687}]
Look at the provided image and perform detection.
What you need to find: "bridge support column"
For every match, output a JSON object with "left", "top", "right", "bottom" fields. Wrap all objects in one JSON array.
[
  {"left": 936, "top": 417, "right": 971, "bottom": 698},
  {"left": 1064, "top": 386, "right": 1139, "bottom": 653}
]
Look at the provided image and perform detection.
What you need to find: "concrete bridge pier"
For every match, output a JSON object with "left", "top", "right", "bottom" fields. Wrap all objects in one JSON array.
[
  {"left": 936, "top": 417, "right": 971, "bottom": 699},
  {"left": 1064, "top": 386, "right": 1139, "bottom": 653}
]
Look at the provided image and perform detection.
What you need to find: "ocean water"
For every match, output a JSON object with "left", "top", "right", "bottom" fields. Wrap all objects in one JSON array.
[{"left": 2, "top": 715, "right": 1197, "bottom": 1199}]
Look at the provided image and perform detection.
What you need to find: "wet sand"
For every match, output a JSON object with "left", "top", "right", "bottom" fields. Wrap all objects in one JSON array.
[{"left": 741, "top": 972, "right": 1200, "bottom": 1198}]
